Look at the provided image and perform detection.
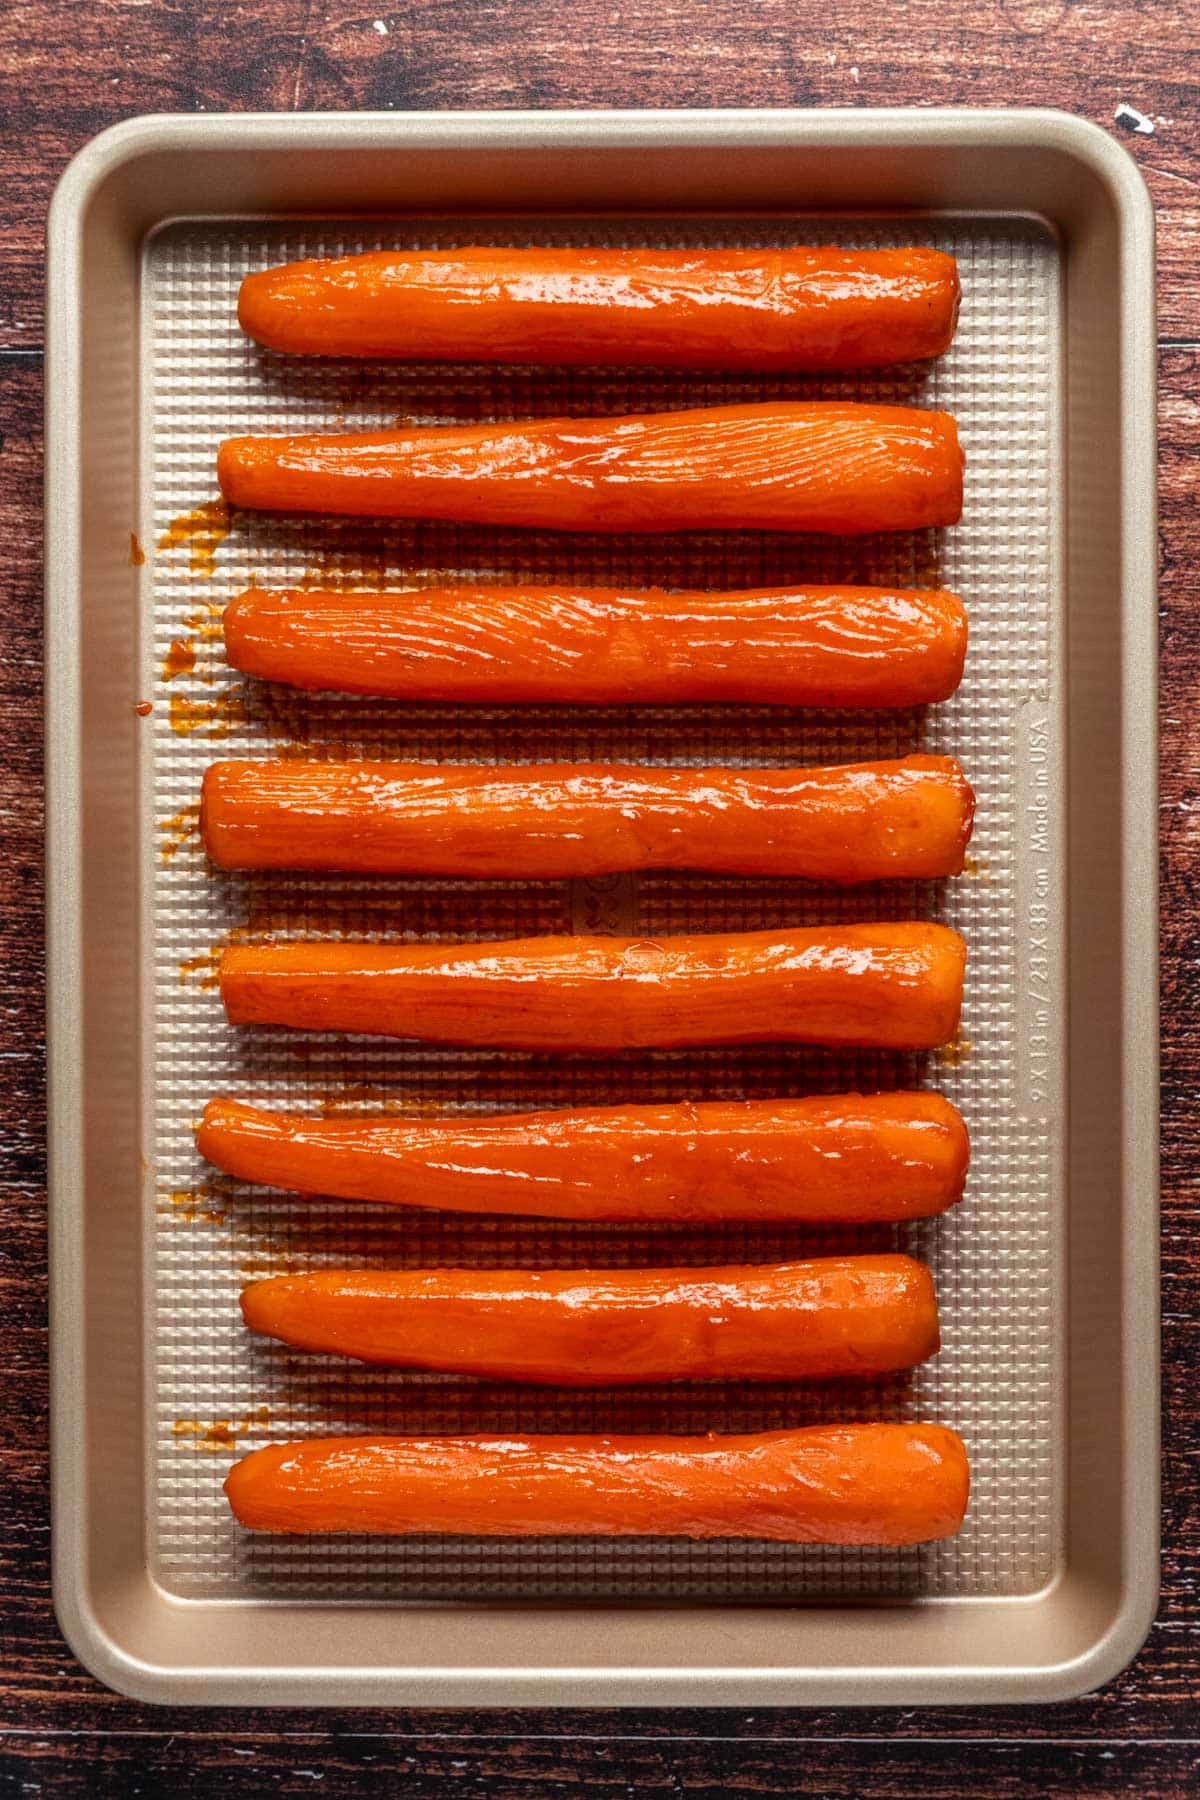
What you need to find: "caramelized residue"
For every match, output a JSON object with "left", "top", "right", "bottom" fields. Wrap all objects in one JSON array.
[
  {"left": 268, "top": 736, "right": 319, "bottom": 760},
  {"left": 160, "top": 599, "right": 222, "bottom": 693},
  {"left": 129, "top": 532, "right": 146, "bottom": 567},
  {"left": 297, "top": 562, "right": 391, "bottom": 594},
  {"left": 133, "top": 700, "right": 153, "bottom": 717},
  {"left": 178, "top": 921, "right": 276, "bottom": 989},
  {"left": 963, "top": 854, "right": 990, "bottom": 880},
  {"left": 178, "top": 947, "right": 223, "bottom": 991},
  {"left": 315, "top": 1085, "right": 441, "bottom": 1119},
  {"left": 160, "top": 1180, "right": 228, "bottom": 1225},
  {"left": 239, "top": 1250, "right": 305, "bottom": 1280},
  {"left": 159, "top": 803, "right": 200, "bottom": 863},
  {"left": 935, "top": 1034, "right": 973, "bottom": 1068},
  {"left": 168, "top": 688, "right": 247, "bottom": 738},
  {"left": 292, "top": 565, "right": 460, "bottom": 595},
  {"left": 183, "top": 598, "right": 225, "bottom": 644},
  {"left": 162, "top": 638, "right": 197, "bottom": 682},
  {"left": 156, "top": 499, "right": 231, "bottom": 577},
  {"left": 173, "top": 1405, "right": 270, "bottom": 1453}
]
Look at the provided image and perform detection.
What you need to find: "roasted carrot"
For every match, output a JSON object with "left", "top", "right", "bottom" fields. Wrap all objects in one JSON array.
[
  {"left": 240, "top": 1255, "right": 939, "bottom": 1385},
  {"left": 223, "top": 582, "right": 968, "bottom": 707},
  {"left": 224, "top": 1424, "right": 971, "bottom": 1542},
  {"left": 216, "top": 403, "right": 964, "bottom": 535},
  {"left": 198, "top": 1091, "right": 969, "bottom": 1221},
  {"left": 218, "top": 923, "right": 966, "bottom": 1051},
  {"left": 200, "top": 755, "right": 975, "bottom": 882},
  {"left": 237, "top": 245, "right": 961, "bottom": 369}
]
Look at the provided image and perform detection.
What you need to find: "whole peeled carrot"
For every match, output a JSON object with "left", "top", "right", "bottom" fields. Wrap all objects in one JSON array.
[
  {"left": 198, "top": 1091, "right": 969, "bottom": 1222},
  {"left": 224, "top": 1424, "right": 971, "bottom": 1542},
  {"left": 240, "top": 1255, "right": 939, "bottom": 1385},
  {"left": 237, "top": 244, "right": 961, "bottom": 369},
  {"left": 216, "top": 403, "right": 964, "bottom": 535},
  {"left": 223, "top": 583, "right": 968, "bottom": 708},
  {"left": 200, "top": 755, "right": 975, "bottom": 882},
  {"left": 218, "top": 923, "right": 966, "bottom": 1051}
]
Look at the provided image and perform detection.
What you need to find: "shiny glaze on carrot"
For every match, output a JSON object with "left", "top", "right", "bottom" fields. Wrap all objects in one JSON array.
[
  {"left": 216, "top": 403, "right": 964, "bottom": 535},
  {"left": 224, "top": 1424, "right": 971, "bottom": 1542},
  {"left": 218, "top": 923, "right": 966, "bottom": 1051},
  {"left": 240, "top": 1255, "right": 939, "bottom": 1385},
  {"left": 223, "top": 583, "right": 969, "bottom": 707},
  {"left": 198, "top": 1091, "right": 970, "bottom": 1222},
  {"left": 237, "top": 245, "right": 961, "bottom": 369},
  {"left": 200, "top": 755, "right": 976, "bottom": 881}
]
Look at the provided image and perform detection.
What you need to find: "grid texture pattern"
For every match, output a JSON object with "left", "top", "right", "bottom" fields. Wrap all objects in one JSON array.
[{"left": 144, "top": 214, "right": 1061, "bottom": 1601}]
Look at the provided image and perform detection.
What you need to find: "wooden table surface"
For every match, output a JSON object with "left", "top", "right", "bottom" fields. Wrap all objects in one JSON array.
[{"left": 1, "top": 1, "right": 1196, "bottom": 1793}]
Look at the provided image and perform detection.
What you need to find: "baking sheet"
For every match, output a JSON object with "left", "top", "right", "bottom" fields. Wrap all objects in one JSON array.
[{"left": 143, "top": 212, "right": 1062, "bottom": 1603}]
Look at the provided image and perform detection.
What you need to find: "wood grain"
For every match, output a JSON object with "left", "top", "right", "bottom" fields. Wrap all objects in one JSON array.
[{"left": 1, "top": 0, "right": 1198, "bottom": 1789}]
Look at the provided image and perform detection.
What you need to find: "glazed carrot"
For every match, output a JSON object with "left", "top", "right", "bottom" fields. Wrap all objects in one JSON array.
[
  {"left": 224, "top": 1424, "right": 971, "bottom": 1542},
  {"left": 216, "top": 403, "right": 964, "bottom": 535},
  {"left": 198, "top": 1091, "right": 969, "bottom": 1222},
  {"left": 200, "top": 755, "right": 975, "bottom": 882},
  {"left": 223, "top": 583, "right": 968, "bottom": 707},
  {"left": 237, "top": 245, "right": 961, "bottom": 369},
  {"left": 218, "top": 923, "right": 965, "bottom": 1051},
  {"left": 239, "top": 1255, "right": 939, "bottom": 1385}
]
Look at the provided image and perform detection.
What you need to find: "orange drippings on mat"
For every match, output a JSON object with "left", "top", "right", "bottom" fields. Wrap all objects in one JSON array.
[
  {"left": 160, "top": 599, "right": 222, "bottom": 692},
  {"left": 133, "top": 700, "right": 153, "bottom": 717},
  {"left": 935, "top": 1033, "right": 972, "bottom": 1068},
  {"left": 183, "top": 598, "right": 225, "bottom": 643},
  {"left": 313, "top": 1084, "right": 436, "bottom": 1118},
  {"left": 157, "top": 499, "right": 231, "bottom": 577},
  {"left": 178, "top": 948, "right": 223, "bottom": 991},
  {"left": 296, "top": 562, "right": 391, "bottom": 594},
  {"left": 159, "top": 803, "right": 201, "bottom": 862},
  {"left": 268, "top": 737, "right": 319, "bottom": 760},
  {"left": 129, "top": 532, "right": 146, "bottom": 567},
  {"left": 180, "top": 922, "right": 277, "bottom": 989},
  {"left": 161, "top": 1181, "right": 228, "bottom": 1226},
  {"left": 239, "top": 1251, "right": 305, "bottom": 1280},
  {"left": 162, "top": 638, "right": 197, "bottom": 682},
  {"left": 294, "top": 566, "right": 461, "bottom": 595},
  {"left": 169, "top": 688, "right": 246, "bottom": 737},
  {"left": 173, "top": 1406, "right": 269, "bottom": 1453}
]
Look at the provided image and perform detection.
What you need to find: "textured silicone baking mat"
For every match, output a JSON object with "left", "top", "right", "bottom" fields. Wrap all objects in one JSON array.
[{"left": 143, "top": 213, "right": 1061, "bottom": 1602}]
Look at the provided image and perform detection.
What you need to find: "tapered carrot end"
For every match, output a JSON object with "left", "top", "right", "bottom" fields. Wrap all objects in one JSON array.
[
  {"left": 222, "top": 588, "right": 251, "bottom": 639},
  {"left": 957, "top": 780, "right": 978, "bottom": 868},
  {"left": 941, "top": 593, "right": 969, "bottom": 699},
  {"left": 216, "top": 438, "right": 259, "bottom": 507},
  {"left": 901, "top": 1257, "right": 942, "bottom": 1362},
  {"left": 940, "top": 1103, "right": 971, "bottom": 1207},
  {"left": 237, "top": 270, "right": 275, "bottom": 346},
  {"left": 197, "top": 763, "right": 218, "bottom": 863},
  {"left": 222, "top": 590, "right": 275, "bottom": 681},
  {"left": 194, "top": 1096, "right": 223, "bottom": 1163},
  {"left": 946, "top": 259, "right": 963, "bottom": 350},
  {"left": 224, "top": 1442, "right": 287, "bottom": 1529},
  {"left": 917, "top": 1425, "right": 971, "bottom": 1538},
  {"left": 216, "top": 946, "right": 243, "bottom": 1020},
  {"left": 240, "top": 1278, "right": 275, "bottom": 1337},
  {"left": 919, "top": 250, "right": 962, "bottom": 358},
  {"left": 215, "top": 438, "right": 247, "bottom": 503},
  {"left": 935, "top": 413, "right": 966, "bottom": 525},
  {"left": 926, "top": 926, "right": 967, "bottom": 1047}
]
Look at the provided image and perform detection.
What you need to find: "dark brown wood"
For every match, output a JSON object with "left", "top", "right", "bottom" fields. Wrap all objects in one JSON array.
[{"left": 1, "top": 0, "right": 1197, "bottom": 1789}]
